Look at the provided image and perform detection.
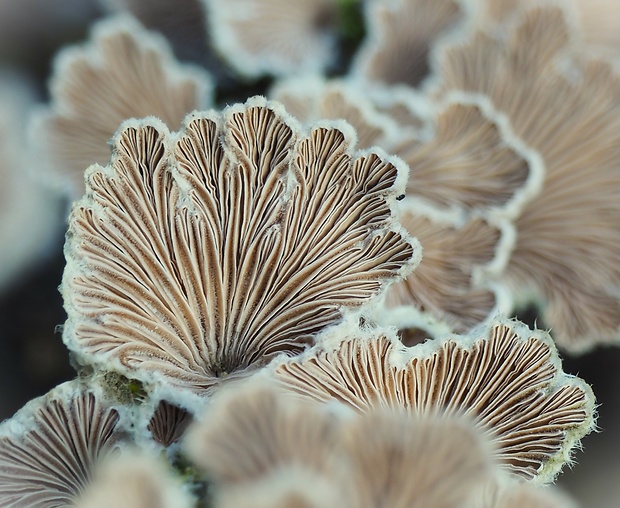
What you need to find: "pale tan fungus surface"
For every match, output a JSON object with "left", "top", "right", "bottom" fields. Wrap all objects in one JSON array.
[
  {"left": 33, "top": 16, "right": 212, "bottom": 196},
  {"left": 206, "top": 0, "right": 339, "bottom": 77},
  {"left": 353, "top": 0, "right": 467, "bottom": 86},
  {"left": 267, "top": 319, "right": 596, "bottom": 483},
  {"left": 61, "top": 98, "right": 419, "bottom": 394},
  {"left": 0, "top": 382, "right": 128, "bottom": 507},
  {"left": 432, "top": 5, "right": 620, "bottom": 350}
]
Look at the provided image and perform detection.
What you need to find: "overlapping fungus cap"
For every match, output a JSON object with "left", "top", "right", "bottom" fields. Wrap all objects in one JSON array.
[
  {"left": 31, "top": 15, "right": 212, "bottom": 196},
  {"left": 61, "top": 96, "right": 419, "bottom": 396},
  {"left": 143, "top": 400, "right": 193, "bottom": 449},
  {"left": 185, "top": 383, "right": 341, "bottom": 485},
  {"left": 0, "top": 380, "right": 130, "bottom": 507},
  {"left": 338, "top": 410, "right": 492, "bottom": 508},
  {"left": 270, "top": 77, "right": 413, "bottom": 150},
  {"left": 430, "top": 4, "right": 620, "bottom": 351},
  {"left": 273, "top": 78, "right": 534, "bottom": 334},
  {"left": 352, "top": 0, "right": 473, "bottom": 87},
  {"left": 100, "top": 0, "right": 213, "bottom": 65},
  {"left": 75, "top": 450, "right": 193, "bottom": 508},
  {"left": 478, "top": 0, "right": 620, "bottom": 57},
  {"left": 264, "top": 317, "right": 596, "bottom": 483},
  {"left": 380, "top": 207, "right": 513, "bottom": 335},
  {"left": 0, "top": 72, "right": 61, "bottom": 294},
  {"left": 205, "top": 0, "right": 340, "bottom": 77},
  {"left": 273, "top": 77, "right": 541, "bottom": 217},
  {"left": 470, "top": 481, "right": 577, "bottom": 508},
  {"left": 185, "top": 383, "right": 492, "bottom": 508},
  {"left": 394, "top": 91, "right": 544, "bottom": 218}
]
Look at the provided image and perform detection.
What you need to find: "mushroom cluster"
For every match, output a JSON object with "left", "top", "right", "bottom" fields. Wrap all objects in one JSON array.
[{"left": 1, "top": 0, "right": 618, "bottom": 506}]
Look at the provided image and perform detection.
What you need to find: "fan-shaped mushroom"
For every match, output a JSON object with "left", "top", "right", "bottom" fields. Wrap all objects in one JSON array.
[
  {"left": 205, "top": 0, "right": 340, "bottom": 77},
  {"left": 431, "top": 5, "right": 620, "bottom": 351},
  {"left": 0, "top": 381, "right": 129, "bottom": 507},
  {"left": 265, "top": 318, "right": 596, "bottom": 483},
  {"left": 31, "top": 16, "right": 212, "bottom": 196},
  {"left": 61, "top": 97, "right": 419, "bottom": 395},
  {"left": 352, "top": 0, "right": 471, "bottom": 87}
]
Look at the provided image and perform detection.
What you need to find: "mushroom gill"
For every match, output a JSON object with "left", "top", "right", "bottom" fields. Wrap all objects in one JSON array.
[{"left": 61, "top": 97, "right": 419, "bottom": 394}]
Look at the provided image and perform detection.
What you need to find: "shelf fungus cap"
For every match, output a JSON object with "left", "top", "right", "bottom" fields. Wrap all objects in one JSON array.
[
  {"left": 379, "top": 203, "right": 515, "bottom": 335},
  {"left": 144, "top": 400, "right": 193, "bottom": 449},
  {"left": 0, "top": 380, "right": 130, "bottom": 507},
  {"left": 395, "top": 91, "right": 544, "bottom": 218},
  {"left": 339, "top": 410, "right": 492, "bottom": 508},
  {"left": 430, "top": 4, "right": 620, "bottom": 351},
  {"left": 30, "top": 15, "right": 213, "bottom": 197},
  {"left": 185, "top": 382, "right": 342, "bottom": 485},
  {"left": 264, "top": 317, "right": 596, "bottom": 484},
  {"left": 205, "top": 0, "right": 339, "bottom": 77},
  {"left": 185, "top": 382, "right": 347, "bottom": 506},
  {"left": 75, "top": 450, "right": 193, "bottom": 508},
  {"left": 477, "top": 0, "right": 620, "bottom": 57},
  {"left": 185, "top": 382, "right": 495, "bottom": 508},
  {"left": 61, "top": 96, "right": 420, "bottom": 396},
  {"left": 273, "top": 80, "right": 543, "bottom": 219},
  {"left": 352, "top": 0, "right": 472, "bottom": 87}
]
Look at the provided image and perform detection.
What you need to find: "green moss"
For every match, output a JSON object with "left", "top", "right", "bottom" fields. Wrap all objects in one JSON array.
[
  {"left": 171, "top": 452, "right": 213, "bottom": 508},
  {"left": 337, "top": 0, "right": 365, "bottom": 42},
  {"left": 101, "top": 371, "right": 147, "bottom": 405}
]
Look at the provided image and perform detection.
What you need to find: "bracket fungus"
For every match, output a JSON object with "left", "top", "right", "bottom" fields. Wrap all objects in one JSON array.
[
  {"left": 144, "top": 400, "right": 193, "bottom": 449},
  {"left": 75, "top": 450, "right": 193, "bottom": 508},
  {"left": 264, "top": 318, "right": 596, "bottom": 483},
  {"left": 272, "top": 79, "right": 533, "bottom": 334},
  {"left": 61, "top": 97, "right": 419, "bottom": 395},
  {"left": 381, "top": 209, "right": 513, "bottom": 335},
  {"left": 205, "top": 0, "right": 340, "bottom": 77},
  {"left": 185, "top": 383, "right": 341, "bottom": 486},
  {"left": 393, "top": 92, "right": 544, "bottom": 218},
  {"left": 478, "top": 0, "right": 620, "bottom": 57},
  {"left": 273, "top": 79, "right": 542, "bottom": 217},
  {"left": 186, "top": 382, "right": 561, "bottom": 508},
  {"left": 352, "top": 0, "right": 471, "bottom": 87},
  {"left": 0, "top": 381, "right": 129, "bottom": 507},
  {"left": 337, "top": 410, "right": 492, "bottom": 508},
  {"left": 430, "top": 4, "right": 620, "bottom": 351},
  {"left": 31, "top": 15, "right": 213, "bottom": 196}
]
